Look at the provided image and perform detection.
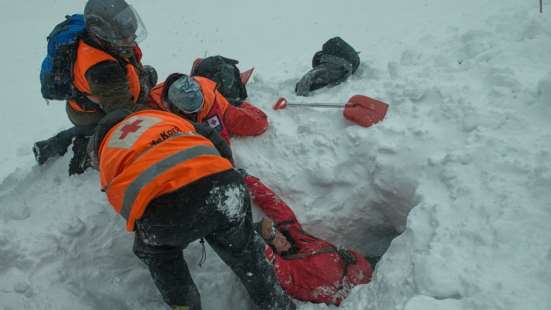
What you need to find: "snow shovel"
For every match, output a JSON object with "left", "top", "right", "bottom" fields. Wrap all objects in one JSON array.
[{"left": 273, "top": 95, "right": 388, "bottom": 128}]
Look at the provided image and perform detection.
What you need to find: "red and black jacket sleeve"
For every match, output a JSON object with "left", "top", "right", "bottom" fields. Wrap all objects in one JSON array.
[{"left": 243, "top": 175, "right": 300, "bottom": 228}]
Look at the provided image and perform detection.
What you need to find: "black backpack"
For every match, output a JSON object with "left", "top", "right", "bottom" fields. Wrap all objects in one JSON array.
[
  {"left": 39, "top": 14, "right": 85, "bottom": 101},
  {"left": 191, "top": 56, "right": 248, "bottom": 106}
]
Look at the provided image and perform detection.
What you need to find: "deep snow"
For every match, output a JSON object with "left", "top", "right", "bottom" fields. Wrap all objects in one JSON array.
[{"left": 0, "top": 0, "right": 550, "bottom": 309}]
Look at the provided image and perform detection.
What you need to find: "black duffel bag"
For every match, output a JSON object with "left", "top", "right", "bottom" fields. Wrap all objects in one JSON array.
[{"left": 296, "top": 37, "right": 360, "bottom": 96}]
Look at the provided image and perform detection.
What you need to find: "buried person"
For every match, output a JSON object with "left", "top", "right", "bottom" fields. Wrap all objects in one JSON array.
[{"left": 242, "top": 173, "right": 375, "bottom": 305}]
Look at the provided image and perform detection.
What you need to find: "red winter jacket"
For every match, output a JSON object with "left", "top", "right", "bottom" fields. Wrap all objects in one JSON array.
[{"left": 244, "top": 176, "right": 373, "bottom": 305}]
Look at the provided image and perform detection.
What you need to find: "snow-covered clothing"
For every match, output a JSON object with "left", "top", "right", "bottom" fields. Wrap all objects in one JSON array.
[
  {"left": 91, "top": 110, "right": 295, "bottom": 310},
  {"left": 133, "top": 169, "right": 295, "bottom": 310},
  {"left": 244, "top": 175, "right": 373, "bottom": 305}
]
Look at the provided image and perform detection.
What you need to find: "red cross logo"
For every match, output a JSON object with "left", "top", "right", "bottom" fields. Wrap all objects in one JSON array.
[{"left": 119, "top": 119, "right": 143, "bottom": 139}]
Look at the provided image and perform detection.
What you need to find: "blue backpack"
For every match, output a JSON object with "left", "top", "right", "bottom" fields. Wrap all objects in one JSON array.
[{"left": 40, "top": 14, "right": 85, "bottom": 101}]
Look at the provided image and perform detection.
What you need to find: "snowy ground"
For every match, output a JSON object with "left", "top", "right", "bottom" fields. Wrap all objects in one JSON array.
[{"left": 1, "top": 0, "right": 550, "bottom": 309}]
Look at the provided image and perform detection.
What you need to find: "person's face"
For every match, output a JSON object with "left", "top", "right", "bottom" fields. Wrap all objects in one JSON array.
[{"left": 272, "top": 230, "right": 291, "bottom": 253}]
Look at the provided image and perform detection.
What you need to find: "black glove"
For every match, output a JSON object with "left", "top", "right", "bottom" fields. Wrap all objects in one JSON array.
[
  {"left": 68, "top": 136, "right": 92, "bottom": 175},
  {"left": 235, "top": 168, "right": 249, "bottom": 178},
  {"left": 143, "top": 65, "right": 158, "bottom": 88},
  {"left": 136, "top": 65, "right": 158, "bottom": 105}
]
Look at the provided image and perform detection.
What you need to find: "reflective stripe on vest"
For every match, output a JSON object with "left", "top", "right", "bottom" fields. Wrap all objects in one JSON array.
[
  {"left": 98, "top": 110, "right": 234, "bottom": 231},
  {"left": 120, "top": 145, "right": 220, "bottom": 220}
]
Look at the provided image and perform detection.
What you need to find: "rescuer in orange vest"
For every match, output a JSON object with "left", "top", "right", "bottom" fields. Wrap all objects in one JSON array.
[
  {"left": 70, "top": 0, "right": 156, "bottom": 125},
  {"left": 88, "top": 108, "right": 295, "bottom": 310},
  {"left": 34, "top": 0, "right": 157, "bottom": 175},
  {"left": 147, "top": 73, "right": 268, "bottom": 144}
]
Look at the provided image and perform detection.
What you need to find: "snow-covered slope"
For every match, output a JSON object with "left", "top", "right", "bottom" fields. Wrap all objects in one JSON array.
[{"left": 0, "top": 0, "right": 550, "bottom": 309}]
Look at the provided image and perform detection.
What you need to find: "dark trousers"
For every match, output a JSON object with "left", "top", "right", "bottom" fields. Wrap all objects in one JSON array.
[{"left": 133, "top": 169, "right": 295, "bottom": 310}]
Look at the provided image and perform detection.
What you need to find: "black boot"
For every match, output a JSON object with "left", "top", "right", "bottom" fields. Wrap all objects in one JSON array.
[
  {"left": 33, "top": 127, "right": 80, "bottom": 165},
  {"left": 68, "top": 135, "right": 92, "bottom": 175}
]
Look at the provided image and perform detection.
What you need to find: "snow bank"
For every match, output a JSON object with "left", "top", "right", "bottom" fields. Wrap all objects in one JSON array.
[{"left": 0, "top": 0, "right": 550, "bottom": 309}]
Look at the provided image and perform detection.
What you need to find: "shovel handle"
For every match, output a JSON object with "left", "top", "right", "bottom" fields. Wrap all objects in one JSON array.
[
  {"left": 273, "top": 97, "right": 343, "bottom": 110},
  {"left": 286, "top": 103, "right": 343, "bottom": 108}
]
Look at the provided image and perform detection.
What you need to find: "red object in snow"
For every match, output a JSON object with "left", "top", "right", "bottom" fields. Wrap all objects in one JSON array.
[
  {"left": 243, "top": 175, "right": 373, "bottom": 305},
  {"left": 343, "top": 95, "right": 388, "bottom": 128},
  {"left": 273, "top": 95, "right": 388, "bottom": 128},
  {"left": 191, "top": 57, "right": 203, "bottom": 75},
  {"left": 273, "top": 97, "right": 289, "bottom": 110},
  {"left": 240, "top": 68, "right": 255, "bottom": 85},
  {"left": 224, "top": 102, "right": 268, "bottom": 137}
]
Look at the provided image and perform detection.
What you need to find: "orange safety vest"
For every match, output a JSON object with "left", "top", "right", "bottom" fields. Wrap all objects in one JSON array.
[
  {"left": 147, "top": 76, "right": 232, "bottom": 141},
  {"left": 147, "top": 82, "right": 166, "bottom": 110},
  {"left": 98, "top": 110, "right": 233, "bottom": 231},
  {"left": 70, "top": 40, "right": 142, "bottom": 112},
  {"left": 193, "top": 77, "right": 230, "bottom": 122}
]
